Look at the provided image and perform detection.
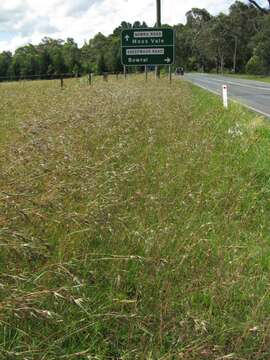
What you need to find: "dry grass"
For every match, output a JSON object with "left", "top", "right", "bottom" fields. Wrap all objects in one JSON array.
[{"left": 0, "top": 75, "right": 270, "bottom": 359}]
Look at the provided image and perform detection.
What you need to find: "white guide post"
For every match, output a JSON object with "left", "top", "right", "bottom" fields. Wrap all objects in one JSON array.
[{"left": 222, "top": 84, "right": 228, "bottom": 109}]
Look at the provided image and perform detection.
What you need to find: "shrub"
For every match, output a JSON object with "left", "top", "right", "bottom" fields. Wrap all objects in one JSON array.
[{"left": 246, "top": 55, "right": 267, "bottom": 75}]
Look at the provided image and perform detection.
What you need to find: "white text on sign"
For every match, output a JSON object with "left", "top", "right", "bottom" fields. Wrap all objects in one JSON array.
[
  {"left": 126, "top": 48, "right": 165, "bottom": 56},
  {"left": 134, "top": 31, "right": 163, "bottom": 38}
]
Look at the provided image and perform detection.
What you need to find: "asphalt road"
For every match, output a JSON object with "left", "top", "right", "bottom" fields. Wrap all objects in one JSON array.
[{"left": 184, "top": 73, "right": 270, "bottom": 118}]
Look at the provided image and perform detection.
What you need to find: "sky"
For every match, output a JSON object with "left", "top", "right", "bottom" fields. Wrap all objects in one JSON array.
[{"left": 0, "top": 0, "right": 240, "bottom": 52}]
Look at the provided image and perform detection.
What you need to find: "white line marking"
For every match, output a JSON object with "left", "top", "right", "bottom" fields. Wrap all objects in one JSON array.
[
  {"left": 184, "top": 78, "right": 220, "bottom": 96},
  {"left": 237, "top": 103, "right": 270, "bottom": 118},
  {"left": 188, "top": 74, "right": 270, "bottom": 91}
]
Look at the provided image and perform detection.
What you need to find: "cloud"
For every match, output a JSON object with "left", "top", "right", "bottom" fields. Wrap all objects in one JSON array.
[
  {"left": 0, "top": 3, "right": 26, "bottom": 32},
  {"left": 18, "top": 17, "right": 59, "bottom": 36},
  {"left": 65, "top": 0, "right": 98, "bottom": 16},
  {"left": 0, "top": 0, "right": 237, "bottom": 52}
]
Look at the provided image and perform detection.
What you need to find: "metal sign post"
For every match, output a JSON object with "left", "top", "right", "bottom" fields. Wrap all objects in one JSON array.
[
  {"left": 156, "top": 0, "right": 161, "bottom": 79},
  {"left": 60, "top": 76, "right": 64, "bottom": 89},
  {"left": 169, "top": 65, "right": 172, "bottom": 84}
]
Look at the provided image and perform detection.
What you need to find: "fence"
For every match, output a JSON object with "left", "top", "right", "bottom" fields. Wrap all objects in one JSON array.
[{"left": 0, "top": 69, "right": 173, "bottom": 88}]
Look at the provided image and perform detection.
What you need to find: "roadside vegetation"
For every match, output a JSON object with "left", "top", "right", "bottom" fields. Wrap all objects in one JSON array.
[
  {"left": 1, "top": 75, "right": 270, "bottom": 359},
  {"left": 223, "top": 73, "right": 270, "bottom": 83}
]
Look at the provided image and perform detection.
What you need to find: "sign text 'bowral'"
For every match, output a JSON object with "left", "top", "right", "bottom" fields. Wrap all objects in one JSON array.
[{"left": 121, "top": 28, "right": 175, "bottom": 66}]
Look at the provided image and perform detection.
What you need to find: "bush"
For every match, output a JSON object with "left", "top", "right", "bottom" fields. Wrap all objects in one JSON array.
[{"left": 246, "top": 55, "right": 267, "bottom": 75}]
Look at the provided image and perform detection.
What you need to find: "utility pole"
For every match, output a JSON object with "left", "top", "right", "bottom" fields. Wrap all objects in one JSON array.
[
  {"left": 155, "top": 0, "right": 161, "bottom": 79},
  {"left": 156, "top": 0, "right": 161, "bottom": 27}
]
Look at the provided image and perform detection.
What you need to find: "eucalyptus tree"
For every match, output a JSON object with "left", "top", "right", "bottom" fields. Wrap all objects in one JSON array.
[
  {"left": 184, "top": 8, "right": 212, "bottom": 70},
  {"left": 248, "top": 0, "right": 270, "bottom": 14},
  {"left": 247, "top": 14, "right": 270, "bottom": 73},
  {"left": 227, "top": 1, "right": 261, "bottom": 72}
]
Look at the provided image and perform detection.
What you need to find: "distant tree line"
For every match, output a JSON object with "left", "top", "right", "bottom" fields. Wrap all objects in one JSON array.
[
  {"left": 0, "top": 1, "right": 270, "bottom": 79},
  {"left": 174, "top": 1, "right": 270, "bottom": 75}
]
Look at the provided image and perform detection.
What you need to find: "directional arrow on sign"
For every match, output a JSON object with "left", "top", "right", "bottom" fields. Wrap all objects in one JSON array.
[
  {"left": 165, "top": 57, "right": 171, "bottom": 63},
  {"left": 125, "top": 35, "right": 130, "bottom": 41}
]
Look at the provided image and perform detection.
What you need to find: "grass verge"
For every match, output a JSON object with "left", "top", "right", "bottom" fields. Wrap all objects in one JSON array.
[
  {"left": 223, "top": 73, "right": 270, "bottom": 84},
  {"left": 1, "top": 75, "right": 270, "bottom": 359}
]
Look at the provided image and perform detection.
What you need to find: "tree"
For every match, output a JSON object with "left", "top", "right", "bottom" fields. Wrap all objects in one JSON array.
[
  {"left": 62, "top": 38, "right": 81, "bottom": 74},
  {"left": 226, "top": 2, "right": 260, "bottom": 72},
  {"left": 174, "top": 24, "right": 192, "bottom": 69},
  {"left": 246, "top": 55, "right": 267, "bottom": 74},
  {"left": 201, "top": 14, "right": 232, "bottom": 73},
  {"left": 81, "top": 33, "right": 108, "bottom": 73},
  {"left": 0, "top": 51, "right": 12, "bottom": 78},
  {"left": 181, "top": 8, "right": 212, "bottom": 71},
  {"left": 186, "top": 8, "right": 212, "bottom": 28},
  {"left": 248, "top": 15, "right": 270, "bottom": 73},
  {"left": 97, "top": 54, "right": 107, "bottom": 74},
  {"left": 10, "top": 45, "right": 40, "bottom": 77},
  {"left": 248, "top": 0, "right": 270, "bottom": 14},
  {"left": 105, "top": 35, "right": 122, "bottom": 73}
]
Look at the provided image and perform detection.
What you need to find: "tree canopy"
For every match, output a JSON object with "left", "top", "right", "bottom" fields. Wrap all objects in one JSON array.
[{"left": 0, "top": 3, "right": 270, "bottom": 80}]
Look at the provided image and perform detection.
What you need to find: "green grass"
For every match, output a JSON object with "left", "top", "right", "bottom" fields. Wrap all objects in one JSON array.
[
  {"left": 1, "top": 75, "right": 270, "bottom": 359},
  {"left": 223, "top": 73, "right": 270, "bottom": 84}
]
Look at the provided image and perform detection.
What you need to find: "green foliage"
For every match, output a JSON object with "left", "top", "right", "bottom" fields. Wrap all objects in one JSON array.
[
  {"left": 174, "top": 1, "right": 264, "bottom": 73},
  {"left": 97, "top": 54, "right": 107, "bottom": 74},
  {"left": 0, "top": 51, "right": 12, "bottom": 77},
  {"left": 0, "top": 21, "right": 150, "bottom": 79},
  {"left": 246, "top": 55, "right": 268, "bottom": 74},
  {"left": 250, "top": 15, "right": 270, "bottom": 74}
]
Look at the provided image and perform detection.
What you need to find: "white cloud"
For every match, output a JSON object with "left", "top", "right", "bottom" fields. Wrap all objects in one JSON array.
[{"left": 0, "top": 0, "right": 237, "bottom": 52}]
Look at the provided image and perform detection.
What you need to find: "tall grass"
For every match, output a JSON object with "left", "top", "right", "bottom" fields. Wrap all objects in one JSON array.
[{"left": 0, "top": 75, "right": 270, "bottom": 359}]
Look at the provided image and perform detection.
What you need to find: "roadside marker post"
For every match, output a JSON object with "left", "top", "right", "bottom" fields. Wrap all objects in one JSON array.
[{"left": 222, "top": 84, "right": 228, "bottom": 108}]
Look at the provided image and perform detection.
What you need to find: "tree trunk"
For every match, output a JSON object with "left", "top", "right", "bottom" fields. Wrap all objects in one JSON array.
[
  {"left": 233, "top": 36, "right": 238, "bottom": 73},
  {"left": 220, "top": 54, "right": 224, "bottom": 74}
]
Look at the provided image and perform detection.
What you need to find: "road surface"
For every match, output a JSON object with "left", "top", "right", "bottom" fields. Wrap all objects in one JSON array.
[{"left": 184, "top": 73, "right": 270, "bottom": 118}]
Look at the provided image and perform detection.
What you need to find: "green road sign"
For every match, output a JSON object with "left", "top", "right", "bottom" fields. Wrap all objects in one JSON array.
[{"left": 121, "top": 28, "right": 175, "bottom": 66}]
